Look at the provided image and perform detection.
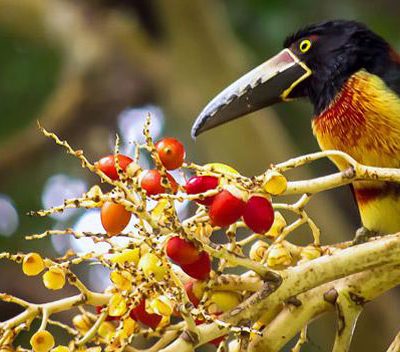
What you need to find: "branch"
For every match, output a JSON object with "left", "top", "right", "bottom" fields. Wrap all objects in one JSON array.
[
  {"left": 160, "top": 234, "right": 400, "bottom": 351},
  {"left": 249, "top": 263, "right": 400, "bottom": 351}
]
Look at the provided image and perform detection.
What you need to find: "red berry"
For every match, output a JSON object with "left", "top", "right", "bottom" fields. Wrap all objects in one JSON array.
[
  {"left": 155, "top": 137, "right": 185, "bottom": 170},
  {"left": 243, "top": 196, "right": 274, "bottom": 234},
  {"left": 181, "top": 251, "right": 211, "bottom": 280},
  {"left": 185, "top": 175, "right": 219, "bottom": 206},
  {"left": 140, "top": 169, "right": 178, "bottom": 195},
  {"left": 130, "top": 299, "right": 162, "bottom": 329},
  {"left": 101, "top": 201, "right": 131, "bottom": 236},
  {"left": 96, "top": 154, "right": 133, "bottom": 180},
  {"left": 209, "top": 189, "right": 246, "bottom": 227},
  {"left": 184, "top": 280, "right": 201, "bottom": 307},
  {"left": 166, "top": 237, "right": 200, "bottom": 265}
]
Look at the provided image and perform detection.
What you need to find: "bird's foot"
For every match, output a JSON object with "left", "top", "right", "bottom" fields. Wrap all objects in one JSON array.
[{"left": 352, "top": 226, "right": 381, "bottom": 245}]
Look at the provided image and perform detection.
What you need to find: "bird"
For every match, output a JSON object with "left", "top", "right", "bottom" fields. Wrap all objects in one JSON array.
[{"left": 191, "top": 20, "right": 400, "bottom": 237}]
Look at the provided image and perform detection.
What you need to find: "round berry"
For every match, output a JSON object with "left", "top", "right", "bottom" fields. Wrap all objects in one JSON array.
[
  {"left": 22, "top": 253, "right": 45, "bottom": 276},
  {"left": 101, "top": 201, "right": 132, "bottom": 236},
  {"left": 96, "top": 154, "right": 133, "bottom": 180},
  {"left": 166, "top": 237, "right": 200, "bottom": 265},
  {"left": 210, "top": 291, "right": 241, "bottom": 313},
  {"left": 30, "top": 330, "right": 55, "bottom": 352},
  {"left": 140, "top": 169, "right": 178, "bottom": 195},
  {"left": 130, "top": 299, "right": 162, "bottom": 329},
  {"left": 209, "top": 188, "right": 246, "bottom": 227},
  {"left": 72, "top": 314, "right": 92, "bottom": 333},
  {"left": 43, "top": 267, "right": 66, "bottom": 290},
  {"left": 185, "top": 175, "right": 219, "bottom": 206},
  {"left": 155, "top": 138, "right": 185, "bottom": 170},
  {"left": 181, "top": 251, "right": 211, "bottom": 280},
  {"left": 243, "top": 196, "right": 274, "bottom": 234}
]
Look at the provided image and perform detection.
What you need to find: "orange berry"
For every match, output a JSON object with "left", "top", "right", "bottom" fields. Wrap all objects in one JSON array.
[{"left": 101, "top": 201, "right": 131, "bottom": 236}]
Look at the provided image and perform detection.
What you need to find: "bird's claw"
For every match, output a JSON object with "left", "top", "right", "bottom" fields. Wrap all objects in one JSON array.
[{"left": 352, "top": 226, "right": 381, "bottom": 245}]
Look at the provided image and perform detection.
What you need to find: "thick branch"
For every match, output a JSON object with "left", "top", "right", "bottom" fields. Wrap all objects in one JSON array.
[{"left": 160, "top": 234, "right": 400, "bottom": 351}]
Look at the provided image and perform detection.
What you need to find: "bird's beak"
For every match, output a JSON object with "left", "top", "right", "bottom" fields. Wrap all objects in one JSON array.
[{"left": 191, "top": 48, "right": 312, "bottom": 138}]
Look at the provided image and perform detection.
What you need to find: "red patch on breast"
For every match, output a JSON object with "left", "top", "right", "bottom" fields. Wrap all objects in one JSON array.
[
  {"left": 355, "top": 182, "right": 400, "bottom": 205},
  {"left": 354, "top": 187, "right": 384, "bottom": 204},
  {"left": 313, "top": 79, "right": 366, "bottom": 148}
]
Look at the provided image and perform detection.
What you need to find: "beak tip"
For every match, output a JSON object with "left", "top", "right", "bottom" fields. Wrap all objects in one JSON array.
[{"left": 191, "top": 112, "right": 210, "bottom": 139}]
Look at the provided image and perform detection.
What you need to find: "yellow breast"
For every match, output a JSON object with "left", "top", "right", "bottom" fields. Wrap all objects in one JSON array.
[
  {"left": 312, "top": 70, "right": 400, "bottom": 233},
  {"left": 312, "top": 70, "right": 400, "bottom": 170}
]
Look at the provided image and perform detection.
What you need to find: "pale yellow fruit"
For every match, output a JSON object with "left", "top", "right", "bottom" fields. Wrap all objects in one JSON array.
[
  {"left": 30, "top": 330, "right": 55, "bottom": 352},
  {"left": 263, "top": 170, "right": 287, "bottom": 195},
  {"left": 249, "top": 241, "right": 269, "bottom": 262},
  {"left": 204, "top": 163, "right": 239, "bottom": 175},
  {"left": 266, "top": 211, "right": 287, "bottom": 238},
  {"left": 267, "top": 243, "right": 292, "bottom": 268},
  {"left": 22, "top": 253, "right": 45, "bottom": 276},
  {"left": 43, "top": 267, "right": 65, "bottom": 290},
  {"left": 110, "top": 248, "right": 140, "bottom": 266},
  {"left": 72, "top": 314, "right": 91, "bottom": 333},
  {"left": 209, "top": 291, "right": 241, "bottom": 313}
]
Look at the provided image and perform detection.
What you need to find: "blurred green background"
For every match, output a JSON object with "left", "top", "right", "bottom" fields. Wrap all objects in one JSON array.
[{"left": 0, "top": 0, "right": 399, "bottom": 350}]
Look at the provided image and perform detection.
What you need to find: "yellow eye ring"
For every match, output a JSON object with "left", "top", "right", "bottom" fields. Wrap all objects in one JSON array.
[{"left": 299, "top": 39, "right": 312, "bottom": 53}]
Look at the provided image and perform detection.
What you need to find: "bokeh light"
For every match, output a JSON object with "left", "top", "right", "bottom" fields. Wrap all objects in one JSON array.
[{"left": 0, "top": 194, "right": 19, "bottom": 237}]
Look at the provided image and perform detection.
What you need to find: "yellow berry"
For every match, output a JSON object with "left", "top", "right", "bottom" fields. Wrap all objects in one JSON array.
[
  {"left": 30, "top": 330, "right": 55, "bottom": 352},
  {"left": 138, "top": 253, "right": 167, "bottom": 281},
  {"left": 266, "top": 211, "right": 287, "bottom": 239},
  {"left": 43, "top": 267, "right": 66, "bottom": 290},
  {"left": 98, "top": 321, "right": 116, "bottom": 341},
  {"left": 22, "top": 253, "right": 45, "bottom": 276},
  {"left": 149, "top": 295, "right": 173, "bottom": 316},
  {"left": 110, "top": 248, "right": 140, "bottom": 266},
  {"left": 263, "top": 170, "right": 287, "bottom": 195},
  {"left": 72, "top": 314, "right": 91, "bottom": 333},
  {"left": 267, "top": 243, "right": 292, "bottom": 268},
  {"left": 249, "top": 241, "right": 269, "bottom": 262},
  {"left": 108, "top": 293, "right": 127, "bottom": 317},
  {"left": 110, "top": 270, "right": 132, "bottom": 291},
  {"left": 204, "top": 163, "right": 239, "bottom": 175},
  {"left": 51, "top": 347, "right": 69, "bottom": 352},
  {"left": 209, "top": 291, "right": 241, "bottom": 313}
]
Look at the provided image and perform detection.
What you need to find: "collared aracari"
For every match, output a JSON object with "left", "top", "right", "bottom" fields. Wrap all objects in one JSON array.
[{"left": 191, "top": 20, "right": 400, "bottom": 235}]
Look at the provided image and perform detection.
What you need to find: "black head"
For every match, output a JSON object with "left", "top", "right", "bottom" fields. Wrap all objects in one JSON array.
[
  {"left": 283, "top": 20, "right": 390, "bottom": 113},
  {"left": 192, "top": 20, "right": 396, "bottom": 138}
]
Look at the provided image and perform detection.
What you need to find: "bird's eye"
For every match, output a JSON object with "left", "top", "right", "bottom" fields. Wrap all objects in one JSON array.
[{"left": 299, "top": 39, "right": 312, "bottom": 53}]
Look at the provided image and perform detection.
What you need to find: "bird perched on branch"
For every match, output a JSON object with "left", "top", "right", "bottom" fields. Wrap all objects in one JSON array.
[{"left": 191, "top": 20, "right": 400, "bottom": 237}]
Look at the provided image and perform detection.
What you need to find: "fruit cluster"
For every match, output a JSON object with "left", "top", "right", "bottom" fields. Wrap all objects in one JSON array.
[{"left": 0, "top": 116, "right": 324, "bottom": 352}]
